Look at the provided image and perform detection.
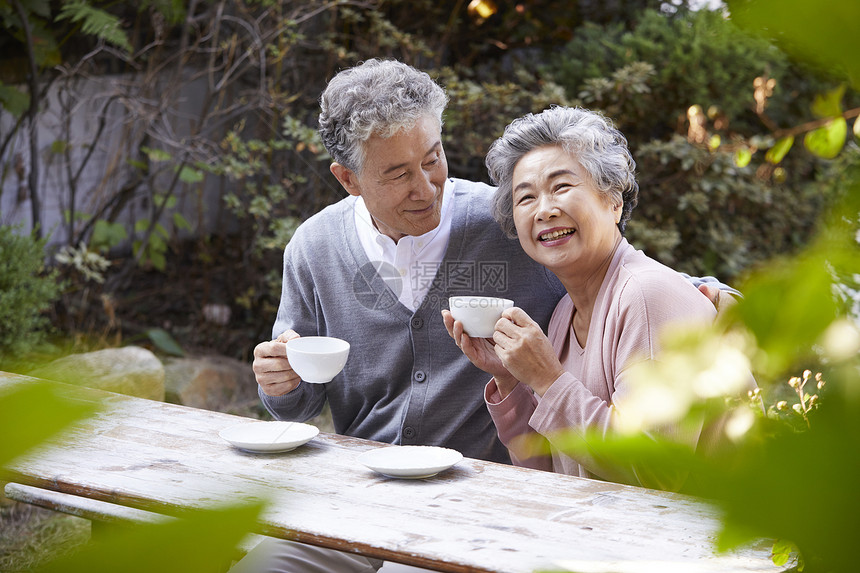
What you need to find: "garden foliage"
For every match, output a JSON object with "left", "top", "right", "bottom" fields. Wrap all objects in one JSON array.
[
  {"left": 547, "top": 1, "right": 860, "bottom": 571},
  {"left": 546, "top": 7, "right": 857, "bottom": 279},
  {"left": 1, "top": 0, "right": 859, "bottom": 571},
  {"left": 1, "top": 0, "right": 856, "bottom": 346},
  {"left": 0, "top": 226, "right": 62, "bottom": 367},
  {"left": 0, "top": 378, "right": 265, "bottom": 573}
]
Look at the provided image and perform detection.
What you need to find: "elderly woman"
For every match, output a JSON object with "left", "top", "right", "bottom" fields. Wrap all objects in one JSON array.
[{"left": 443, "top": 106, "right": 749, "bottom": 487}]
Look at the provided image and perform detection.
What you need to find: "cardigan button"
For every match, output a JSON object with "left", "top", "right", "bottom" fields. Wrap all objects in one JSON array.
[
  {"left": 403, "top": 427, "right": 416, "bottom": 439},
  {"left": 411, "top": 317, "right": 424, "bottom": 329},
  {"left": 414, "top": 370, "right": 426, "bottom": 383}
]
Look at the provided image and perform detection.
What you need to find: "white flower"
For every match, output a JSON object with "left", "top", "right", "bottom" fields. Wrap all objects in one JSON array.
[
  {"left": 55, "top": 242, "right": 111, "bottom": 283},
  {"left": 691, "top": 337, "right": 753, "bottom": 399},
  {"left": 725, "top": 407, "right": 756, "bottom": 442},
  {"left": 614, "top": 381, "right": 692, "bottom": 435},
  {"left": 820, "top": 319, "right": 860, "bottom": 361}
]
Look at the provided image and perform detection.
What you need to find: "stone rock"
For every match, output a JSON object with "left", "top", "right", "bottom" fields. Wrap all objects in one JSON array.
[
  {"left": 28, "top": 346, "right": 165, "bottom": 401},
  {"left": 163, "top": 355, "right": 260, "bottom": 415}
]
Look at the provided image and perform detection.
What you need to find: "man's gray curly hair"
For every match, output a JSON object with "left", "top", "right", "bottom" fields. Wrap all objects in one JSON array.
[
  {"left": 318, "top": 59, "right": 449, "bottom": 174},
  {"left": 486, "top": 106, "right": 639, "bottom": 239}
]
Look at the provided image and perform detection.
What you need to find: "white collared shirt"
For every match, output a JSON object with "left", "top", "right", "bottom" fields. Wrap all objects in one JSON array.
[{"left": 353, "top": 179, "right": 454, "bottom": 311}]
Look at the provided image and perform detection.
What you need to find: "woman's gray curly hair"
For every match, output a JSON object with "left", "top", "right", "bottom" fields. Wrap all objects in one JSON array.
[
  {"left": 318, "top": 59, "right": 449, "bottom": 174},
  {"left": 486, "top": 106, "right": 639, "bottom": 239}
]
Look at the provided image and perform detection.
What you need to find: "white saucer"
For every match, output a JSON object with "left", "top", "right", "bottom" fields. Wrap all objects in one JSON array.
[
  {"left": 357, "top": 445, "right": 463, "bottom": 479},
  {"left": 219, "top": 421, "right": 319, "bottom": 453}
]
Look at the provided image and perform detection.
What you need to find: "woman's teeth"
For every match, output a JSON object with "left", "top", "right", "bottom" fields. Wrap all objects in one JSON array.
[{"left": 540, "top": 229, "right": 574, "bottom": 241}]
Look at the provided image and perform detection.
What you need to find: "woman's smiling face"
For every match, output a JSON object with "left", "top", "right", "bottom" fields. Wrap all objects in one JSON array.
[{"left": 511, "top": 145, "right": 622, "bottom": 278}]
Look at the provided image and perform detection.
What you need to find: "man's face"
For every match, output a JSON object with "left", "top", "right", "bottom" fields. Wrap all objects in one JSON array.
[{"left": 336, "top": 115, "right": 449, "bottom": 242}]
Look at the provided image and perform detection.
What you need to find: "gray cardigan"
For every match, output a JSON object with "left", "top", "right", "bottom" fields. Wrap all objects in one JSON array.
[{"left": 261, "top": 178, "right": 566, "bottom": 463}]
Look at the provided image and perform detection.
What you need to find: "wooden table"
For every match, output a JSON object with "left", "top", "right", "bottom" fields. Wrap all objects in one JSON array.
[{"left": 1, "top": 374, "right": 784, "bottom": 573}]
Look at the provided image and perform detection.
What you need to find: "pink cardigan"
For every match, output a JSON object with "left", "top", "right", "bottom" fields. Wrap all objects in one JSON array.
[{"left": 485, "top": 239, "right": 736, "bottom": 485}]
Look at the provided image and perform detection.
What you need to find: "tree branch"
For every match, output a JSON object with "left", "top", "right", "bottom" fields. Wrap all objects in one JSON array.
[
  {"left": 12, "top": 0, "right": 42, "bottom": 238},
  {"left": 773, "top": 107, "right": 860, "bottom": 139}
]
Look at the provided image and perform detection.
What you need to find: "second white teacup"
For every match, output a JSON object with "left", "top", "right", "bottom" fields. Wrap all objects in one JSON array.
[
  {"left": 449, "top": 296, "right": 514, "bottom": 338},
  {"left": 286, "top": 336, "right": 350, "bottom": 383}
]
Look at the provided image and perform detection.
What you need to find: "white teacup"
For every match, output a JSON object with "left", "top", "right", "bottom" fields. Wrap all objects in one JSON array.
[
  {"left": 286, "top": 336, "right": 350, "bottom": 383},
  {"left": 448, "top": 296, "right": 514, "bottom": 338}
]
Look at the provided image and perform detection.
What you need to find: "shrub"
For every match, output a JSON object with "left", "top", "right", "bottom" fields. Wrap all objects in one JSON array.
[
  {"left": 440, "top": 65, "right": 572, "bottom": 182},
  {"left": 542, "top": 8, "right": 855, "bottom": 281},
  {"left": 548, "top": 9, "right": 839, "bottom": 140},
  {"left": 627, "top": 135, "right": 845, "bottom": 279},
  {"left": 0, "top": 225, "right": 63, "bottom": 367}
]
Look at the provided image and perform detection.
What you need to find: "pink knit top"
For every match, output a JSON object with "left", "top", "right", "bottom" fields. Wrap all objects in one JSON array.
[{"left": 484, "top": 239, "right": 744, "bottom": 486}]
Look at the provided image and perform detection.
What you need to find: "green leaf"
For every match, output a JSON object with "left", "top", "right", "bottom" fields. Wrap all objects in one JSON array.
[
  {"left": 733, "top": 251, "right": 838, "bottom": 376},
  {"left": 25, "top": 19, "right": 62, "bottom": 69},
  {"left": 0, "top": 82, "right": 30, "bottom": 117},
  {"left": 178, "top": 166, "right": 204, "bottom": 184},
  {"left": 50, "top": 139, "right": 70, "bottom": 154},
  {"left": 765, "top": 136, "right": 793, "bottom": 164},
  {"left": 734, "top": 148, "right": 752, "bottom": 168},
  {"left": 35, "top": 501, "right": 265, "bottom": 573},
  {"left": 803, "top": 118, "right": 847, "bottom": 159},
  {"left": 771, "top": 539, "right": 796, "bottom": 566},
  {"left": 727, "top": 0, "right": 860, "bottom": 89},
  {"left": 28, "top": 0, "right": 52, "bottom": 19},
  {"left": 711, "top": 383, "right": 860, "bottom": 571},
  {"left": 146, "top": 328, "right": 184, "bottom": 357},
  {"left": 62, "top": 210, "right": 92, "bottom": 225},
  {"left": 91, "top": 220, "right": 128, "bottom": 251},
  {"left": 548, "top": 363, "right": 860, "bottom": 572},
  {"left": 56, "top": 1, "right": 132, "bottom": 53},
  {"left": 552, "top": 429, "right": 703, "bottom": 492},
  {"left": 149, "top": 251, "right": 166, "bottom": 271},
  {"left": 0, "top": 380, "right": 101, "bottom": 469},
  {"left": 154, "top": 222, "right": 169, "bottom": 239},
  {"left": 153, "top": 194, "right": 177, "bottom": 209},
  {"left": 142, "top": 146, "right": 171, "bottom": 162},
  {"left": 708, "top": 134, "right": 721, "bottom": 150},
  {"left": 714, "top": 519, "right": 763, "bottom": 554},
  {"left": 810, "top": 85, "right": 845, "bottom": 118},
  {"left": 172, "top": 212, "right": 192, "bottom": 231}
]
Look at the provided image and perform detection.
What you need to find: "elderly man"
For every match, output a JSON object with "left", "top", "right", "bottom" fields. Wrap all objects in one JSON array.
[{"left": 244, "top": 59, "right": 732, "bottom": 572}]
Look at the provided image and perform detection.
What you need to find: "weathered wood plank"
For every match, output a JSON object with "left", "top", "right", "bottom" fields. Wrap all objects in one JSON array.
[
  {"left": 1, "top": 373, "right": 784, "bottom": 573},
  {"left": 3, "top": 482, "right": 268, "bottom": 557},
  {"left": 4, "top": 481, "right": 170, "bottom": 524}
]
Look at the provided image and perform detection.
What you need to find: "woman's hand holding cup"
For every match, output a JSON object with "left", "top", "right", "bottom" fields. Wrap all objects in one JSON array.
[{"left": 443, "top": 296, "right": 519, "bottom": 396}]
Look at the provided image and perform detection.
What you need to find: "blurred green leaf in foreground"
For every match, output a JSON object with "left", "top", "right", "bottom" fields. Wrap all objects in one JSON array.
[
  {"left": 553, "top": 1, "right": 860, "bottom": 568},
  {"left": 555, "top": 159, "right": 860, "bottom": 572},
  {"left": 0, "top": 379, "right": 101, "bottom": 469},
  {"left": 727, "top": 0, "right": 860, "bottom": 88},
  {"left": 35, "top": 501, "right": 264, "bottom": 573},
  {"left": 1, "top": 377, "right": 265, "bottom": 572}
]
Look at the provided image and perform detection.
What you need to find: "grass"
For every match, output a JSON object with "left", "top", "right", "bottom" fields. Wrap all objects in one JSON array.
[{"left": 0, "top": 495, "right": 90, "bottom": 571}]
